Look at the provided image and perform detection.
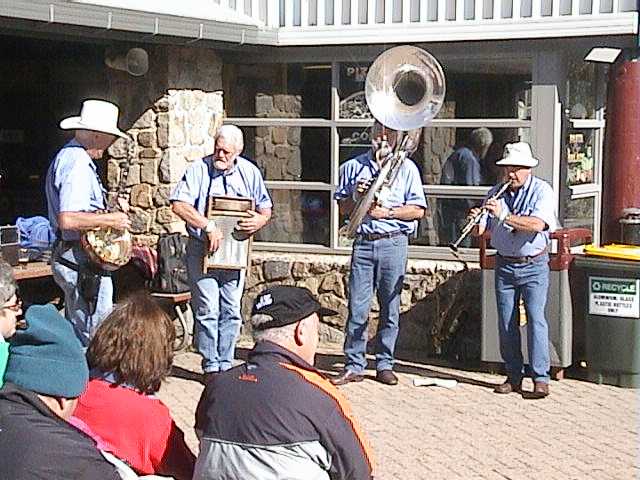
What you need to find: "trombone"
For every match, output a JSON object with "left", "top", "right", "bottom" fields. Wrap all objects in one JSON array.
[{"left": 448, "top": 181, "right": 512, "bottom": 252}]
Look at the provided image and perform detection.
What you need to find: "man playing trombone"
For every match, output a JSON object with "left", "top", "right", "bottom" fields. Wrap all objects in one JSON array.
[
  {"left": 469, "top": 142, "right": 557, "bottom": 398},
  {"left": 331, "top": 121, "right": 427, "bottom": 386}
]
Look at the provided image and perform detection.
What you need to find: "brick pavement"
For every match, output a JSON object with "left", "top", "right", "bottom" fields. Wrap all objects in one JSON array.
[{"left": 159, "top": 347, "right": 640, "bottom": 480}]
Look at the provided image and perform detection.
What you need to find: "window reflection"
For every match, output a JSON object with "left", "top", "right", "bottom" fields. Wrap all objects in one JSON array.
[
  {"left": 566, "top": 129, "right": 595, "bottom": 186},
  {"left": 564, "top": 196, "right": 595, "bottom": 232},
  {"left": 238, "top": 126, "right": 331, "bottom": 182},
  {"left": 256, "top": 190, "right": 330, "bottom": 246}
]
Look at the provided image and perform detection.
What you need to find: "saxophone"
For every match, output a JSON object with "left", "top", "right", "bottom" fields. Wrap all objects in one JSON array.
[{"left": 80, "top": 139, "right": 133, "bottom": 271}]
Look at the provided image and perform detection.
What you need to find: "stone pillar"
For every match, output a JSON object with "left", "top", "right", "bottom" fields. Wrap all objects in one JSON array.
[
  {"left": 106, "top": 90, "right": 223, "bottom": 244},
  {"left": 105, "top": 45, "right": 224, "bottom": 244}
]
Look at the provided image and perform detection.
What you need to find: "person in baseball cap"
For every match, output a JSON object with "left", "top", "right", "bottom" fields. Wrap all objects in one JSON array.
[
  {"left": 193, "top": 286, "right": 374, "bottom": 480},
  {"left": 251, "top": 285, "right": 338, "bottom": 332}
]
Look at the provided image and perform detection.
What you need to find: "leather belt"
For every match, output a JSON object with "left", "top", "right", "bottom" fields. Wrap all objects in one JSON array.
[
  {"left": 498, "top": 248, "right": 548, "bottom": 264},
  {"left": 357, "top": 230, "right": 406, "bottom": 242}
]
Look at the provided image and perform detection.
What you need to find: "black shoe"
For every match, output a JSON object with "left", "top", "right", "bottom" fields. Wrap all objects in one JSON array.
[
  {"left": 376, "top": 370, "right": 398, "bottom": 385},
  {"left": 330, "top": 370, "right": 364, "bottom": 386}
]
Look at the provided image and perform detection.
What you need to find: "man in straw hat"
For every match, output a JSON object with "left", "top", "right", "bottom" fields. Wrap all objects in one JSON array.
[
  {"left": 194, "top": 285, "right": 374, "bottom": 480},
  {"left": 470, "top": 142, "right": 558, "bottom": 398},
  {"left": 45, "top": 99, "right": 132, "bottom": 346}
]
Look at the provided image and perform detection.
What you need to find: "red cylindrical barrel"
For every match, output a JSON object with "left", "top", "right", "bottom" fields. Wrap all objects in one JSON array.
[{"left": 602, "top": 57, "right": 640, "bottom": 244}]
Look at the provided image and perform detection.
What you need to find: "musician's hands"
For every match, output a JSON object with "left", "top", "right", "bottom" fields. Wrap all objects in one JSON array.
[
  {"left": 103, "top": 212, "right": 132, "bottom": 231},
  {"left": 353, "top": 179, "right": 373, "bottom": 200},
  {"left": 368, "top": 205, "right": 390, "bottom": 220},
  {"left": 236, "top": 210, "right": 268, "bottom": 236},
  {"left": 483, "top": 198, "right": 502, "bottom": 218},
  {"left": 467, "top": 207, "right": 483, "bottom": 222},
  {"left": 116, "top": 196, "right": 130, "bottom": 213},
  {"left": 206, "top": 228, "right": 223, "bottom": 253}
]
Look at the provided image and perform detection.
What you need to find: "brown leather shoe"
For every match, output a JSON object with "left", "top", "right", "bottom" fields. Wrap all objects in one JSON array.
[
  {"left": 330, "top": 370, "right": 364, "bottom": 386},
  {"left": 493, "top": 379, "right": 522, "bottom": 394},
  {"left": 376, "top": 370, "right": 398, "bottom": 386},
  {"left": 532, "top": 381, "right": 549, "bottom": 398}
]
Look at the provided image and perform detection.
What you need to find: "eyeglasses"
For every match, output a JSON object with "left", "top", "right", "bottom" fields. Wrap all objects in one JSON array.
[{"left": 2, "top": 298, "right": 22, "bottom": 313}]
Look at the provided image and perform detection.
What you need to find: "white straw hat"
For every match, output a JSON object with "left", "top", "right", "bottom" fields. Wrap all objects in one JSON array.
[
  {"left": 495, "top": 142, "right": 539, "bottom": 168},
  {"left": 59, "top": 99, "right": 128, "bottom": 138}
]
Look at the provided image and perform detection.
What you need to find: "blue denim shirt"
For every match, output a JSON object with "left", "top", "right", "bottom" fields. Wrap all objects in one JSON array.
[
  {"left": 335, "top": 150, "right": 427, "bottom": 235},
  {"left": 170, "top": 155, "right": 272, "bottom": 241},
  {"left": 481, "top": 174, "right": 558, "bottom": 257},
  {"left": 441, "top": 147, "right": 482, "bottom": 186},
  {"left": 45, "top": 139, "right": 106, "bottom": 241}
]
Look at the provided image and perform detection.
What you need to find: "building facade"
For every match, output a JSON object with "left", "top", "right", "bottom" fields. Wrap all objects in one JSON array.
[{"left": 0, "top": 0, "right": 637, "bottom": 357}]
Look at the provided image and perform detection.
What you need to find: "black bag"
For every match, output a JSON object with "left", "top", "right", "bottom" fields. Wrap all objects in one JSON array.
[{"left": 154, "top": 233, "right": 190, "bottom": 294}]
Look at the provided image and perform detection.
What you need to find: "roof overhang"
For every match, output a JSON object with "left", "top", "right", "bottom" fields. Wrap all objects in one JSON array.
[{"left": 0, "top": 0, "right": 277, "bottom": 46}]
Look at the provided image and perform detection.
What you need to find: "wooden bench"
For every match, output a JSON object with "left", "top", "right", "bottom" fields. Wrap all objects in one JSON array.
[
  {"left": 150, "top": 291, "right": 192, "bottom": 352},
  {"left": 12, "top": 261, "right": 53, "bottom": 281}
]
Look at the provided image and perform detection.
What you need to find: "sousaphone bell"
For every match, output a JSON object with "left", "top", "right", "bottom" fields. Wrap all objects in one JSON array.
[{"left": 343, "top": 45, "right": 446, "bottom": 238}]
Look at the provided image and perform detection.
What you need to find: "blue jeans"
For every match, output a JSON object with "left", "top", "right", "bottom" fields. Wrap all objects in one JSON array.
[
  {"left": 344, "top": 234, "right": 408, "bottom": 373},
  {"left": 51, "top": 243, "right": 113, "bottom": 347},
  {"left": 495, "top": 255, "right": 550, "bottom": 384},
  {"left": 186, "top": 239, "right": 245, "bottom": 373}
]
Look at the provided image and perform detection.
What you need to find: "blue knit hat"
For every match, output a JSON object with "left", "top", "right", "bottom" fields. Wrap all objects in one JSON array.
[{"left": 4, "top": 304, "right": 89, "bottom": 398}]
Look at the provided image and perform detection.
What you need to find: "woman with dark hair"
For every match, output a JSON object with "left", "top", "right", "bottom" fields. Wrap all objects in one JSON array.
[{"left": 73, "top": 293, "right": 195, "bottom": 479}]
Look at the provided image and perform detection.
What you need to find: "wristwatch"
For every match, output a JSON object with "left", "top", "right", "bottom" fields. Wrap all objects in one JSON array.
[
  {"left": 204, "top": 220, "right": 217, "bottom": 233},
  {"left": 388, "top": 208, "right": 396, "bottom": 219}
]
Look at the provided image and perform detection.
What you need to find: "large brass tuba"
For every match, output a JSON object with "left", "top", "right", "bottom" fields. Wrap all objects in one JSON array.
[{"left": 343, "top": 45, "right": 446, "bottom": 238}]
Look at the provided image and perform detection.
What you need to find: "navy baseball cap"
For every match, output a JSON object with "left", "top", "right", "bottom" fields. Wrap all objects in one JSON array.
[{"left": 251, "top": 286, "right": 338, "bottom": 331}]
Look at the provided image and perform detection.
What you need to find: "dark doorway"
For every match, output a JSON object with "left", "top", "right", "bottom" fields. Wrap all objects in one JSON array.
[{"left": 0, "top": 34, "right": 108, "bottom": 224}]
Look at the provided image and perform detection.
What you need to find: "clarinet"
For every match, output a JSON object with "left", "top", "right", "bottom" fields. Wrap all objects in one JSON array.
[{"left": 448, "top": 181, "right": 512, "bottom": 252}]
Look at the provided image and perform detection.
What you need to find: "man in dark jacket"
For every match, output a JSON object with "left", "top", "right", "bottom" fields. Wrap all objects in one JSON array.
[
  {"left": 0, "top": 303, "right": 120, "bottom": 479},
  {"left": 194, "top": 286, "right": 374, "bottom": 480}
]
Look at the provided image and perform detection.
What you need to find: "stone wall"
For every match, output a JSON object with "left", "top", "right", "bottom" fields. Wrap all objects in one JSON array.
[
  {"left": 103, "top": 45, "right": 224, "bottom": 242},
  {"left": 242, "top": 252, "right": 482, "bottom": 360},
  {"left": 106, "top": 90, "right": 224, "bottom": 244}
]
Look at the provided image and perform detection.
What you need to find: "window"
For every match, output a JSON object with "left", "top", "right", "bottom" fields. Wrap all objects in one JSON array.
[{"left": 225, "top": 59, "right": 536, "bottom": 256}]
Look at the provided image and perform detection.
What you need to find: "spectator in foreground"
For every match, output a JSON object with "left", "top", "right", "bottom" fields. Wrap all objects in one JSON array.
[
  {"left": 0, "top": 257, "right": 22, "bottom": 387},
  {"left": 73, "top": 293, "right": 195, "bottom": 479},
  {"left": 194, "top": 285, "right": 374, "bottom": 480},
  {"left": 0, "top": 303, "right": 120, "bottom": 479}
]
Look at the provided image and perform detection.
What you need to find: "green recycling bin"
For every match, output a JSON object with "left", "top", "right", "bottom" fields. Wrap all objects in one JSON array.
[{"left": 572, "top": 254, "right": 640, "bottom": 388}]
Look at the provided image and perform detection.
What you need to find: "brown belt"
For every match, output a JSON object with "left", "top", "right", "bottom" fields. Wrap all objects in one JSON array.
[
  {"left": 498, "top": 249, "right": 548, "bottom": 264},
  {"left": 357, "top": 230, "right": 406, "bottom": 241}
]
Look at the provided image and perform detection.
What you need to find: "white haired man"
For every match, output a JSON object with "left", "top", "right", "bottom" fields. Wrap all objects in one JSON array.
[
  {"left": 171, "top": 124, "right": 272, "bottom": 378},
  {"left": 45, "top": 99, "right": 132, "bottom": 346},
  {"left": 194, "top": 285, "right": 374, "bottom": 480},
  {"left": 470, "top": 142, "right": 558, "bottom": 398}
]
